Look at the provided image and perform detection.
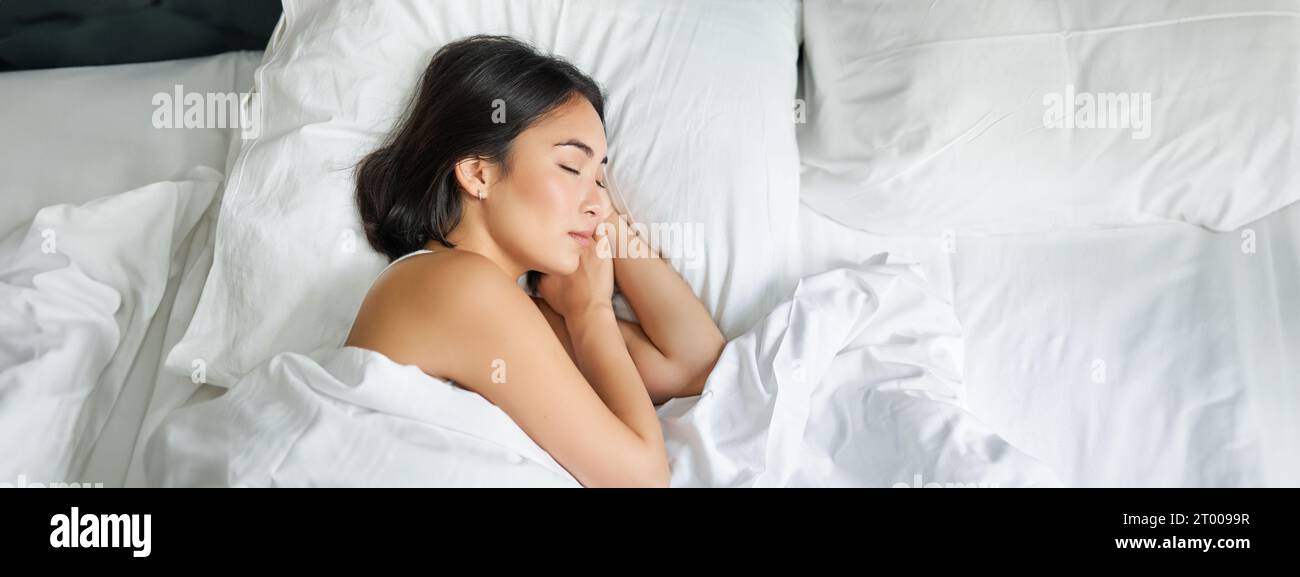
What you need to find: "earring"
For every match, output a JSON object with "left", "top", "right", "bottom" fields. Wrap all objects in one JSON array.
[{"left": 477, "top": 189, "right": 486, "bottom": 200}]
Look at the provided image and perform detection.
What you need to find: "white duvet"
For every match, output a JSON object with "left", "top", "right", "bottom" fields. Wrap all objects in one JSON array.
[
  {"left": 147, "top": 257, "right": 1060, "bottom": 488},
  {"left": 0, "top": 169, "right": 219, "bottom": 483}
]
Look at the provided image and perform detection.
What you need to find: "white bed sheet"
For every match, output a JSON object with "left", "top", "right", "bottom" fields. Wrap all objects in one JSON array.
[
  {"left": 1, "top": 53, "right": 260, "bottom": 239},
  {"left": 797, "top": 201, "right": 1300, "bottom": 487},
  {"left": 0, "top": 51, "right": 262, "bottom": 487}
]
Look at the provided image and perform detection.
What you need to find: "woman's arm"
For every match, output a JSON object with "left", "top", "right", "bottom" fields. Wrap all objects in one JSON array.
[
  {"left": 565, "top": 303, "right": 668, "bottom": 454},
  {"left": 411, "top": 252, "right": 669, "bottom": 488},
  {"left": 533, "top": 296, "right": 709, "bottom": 406},
  {"left": 603, "top": 212, "right": 726, "bottom": 403}
]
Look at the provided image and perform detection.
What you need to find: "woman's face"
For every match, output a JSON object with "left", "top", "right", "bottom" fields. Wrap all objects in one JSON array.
[{"left": 483, "top": 96, "right": 611, "bottom": 276}]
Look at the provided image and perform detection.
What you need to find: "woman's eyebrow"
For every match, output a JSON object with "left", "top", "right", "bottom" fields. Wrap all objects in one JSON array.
[{"left": 554, "top": 139, "right": 608, "bottom": 164}]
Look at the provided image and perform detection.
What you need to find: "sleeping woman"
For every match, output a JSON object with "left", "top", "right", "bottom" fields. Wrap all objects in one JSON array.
[{"left": 344, "top": 35, "right": 726, "bottom": 488}]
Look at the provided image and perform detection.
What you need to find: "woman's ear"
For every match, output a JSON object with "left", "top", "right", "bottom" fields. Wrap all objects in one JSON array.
[{"left": 454, "top": 156, "right": 494, "bottom": 199}]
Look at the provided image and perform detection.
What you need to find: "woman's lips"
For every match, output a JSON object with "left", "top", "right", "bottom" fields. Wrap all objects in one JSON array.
[{"left": 568, "top": 231, "right": 593, "bottom": 247}]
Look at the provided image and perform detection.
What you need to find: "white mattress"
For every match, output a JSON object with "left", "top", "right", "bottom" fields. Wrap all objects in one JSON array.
[
  {"left": 798, "top": 201, "right": 1300, "bottom": 487},
  {"left": 0, "top": 52, "right": 262, "bottom": 487}
]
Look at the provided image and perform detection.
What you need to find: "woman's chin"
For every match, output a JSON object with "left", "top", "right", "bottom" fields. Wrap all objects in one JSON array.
[
  {"left": 558, "top": 257, "right": 580, "bottom": 275},
  {"left": 536, "top": 255, "right": 579, "bottom": 276}
]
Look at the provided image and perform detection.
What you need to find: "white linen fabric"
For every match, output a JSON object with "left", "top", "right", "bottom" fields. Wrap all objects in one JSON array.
[
  {"left": 796, "top": 201, "right": 1300, "bottom": 487},
  {"left": 0, "top": 169, "right": 220, "bottom": 483},
  {"left": 148, "top": 260, "right": 1060, "bottom": 488},
  {"left": 0, "top": 53, "right": 259, "bottom": 239},
  {"left": 798, "top": 0, "right": 1300, "bottom": 235}
]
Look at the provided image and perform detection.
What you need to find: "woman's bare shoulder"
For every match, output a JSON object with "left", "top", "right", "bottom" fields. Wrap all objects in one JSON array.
[
  {"left": 347, "top": 250, "right": 533, "bottom": 373},
  {"left": 396, "top": 249, "right": 512, "bottom": 289}
]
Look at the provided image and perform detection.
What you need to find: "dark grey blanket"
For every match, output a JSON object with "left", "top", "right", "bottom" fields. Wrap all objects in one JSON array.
[{"left": 0, "top": 0, "right": 280, "bottom": 71}]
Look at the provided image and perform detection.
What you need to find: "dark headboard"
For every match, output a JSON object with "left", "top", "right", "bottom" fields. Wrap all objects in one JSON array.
[{"left": 0, "top": 0, "right": 282, "bottom": 71}]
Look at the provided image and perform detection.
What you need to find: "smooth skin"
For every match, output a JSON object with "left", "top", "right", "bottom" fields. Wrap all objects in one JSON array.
[{"left": 346, "top": 96, "right": 726, "bottom": 488}]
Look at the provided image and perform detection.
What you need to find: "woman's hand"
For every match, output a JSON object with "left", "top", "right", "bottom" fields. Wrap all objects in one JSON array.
[
  {"left": 596, "top": 203, "right": 726, "bottom": 403},
  {"left": 537, "top": 226, "right": 615, "bottom": 319},
  {"left": 600, "top": 208, "right": 636, "bottom": 249}
]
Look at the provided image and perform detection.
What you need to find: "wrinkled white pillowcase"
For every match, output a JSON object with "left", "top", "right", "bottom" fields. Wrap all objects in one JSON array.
[
  {"left": 798, "top": 0, "right": 1300, "bottom": 235},
  {"left": 169, "top": 0, "right": 803, "bottom": 386}
]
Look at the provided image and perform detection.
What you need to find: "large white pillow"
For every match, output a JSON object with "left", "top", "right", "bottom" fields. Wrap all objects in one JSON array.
[
  {"left": 168, "top": 0, "right": 802, "bottom": 387},
  {"left": 798, "top": 0, "right": 1300, "bottom": 235}
]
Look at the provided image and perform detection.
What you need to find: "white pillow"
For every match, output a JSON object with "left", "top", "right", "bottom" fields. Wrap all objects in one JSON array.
[
  {"left": 169, "top": 0, "right": 803, "bottom": 387},
  {"left": 798, "top": 0, "right": 1300, "bottom": 235},
  {"left": 0, "top": 52, "right": 261, "bottom": 239},
  {"left": 0, "top": 169, "right": 219, "bottom": 483}
]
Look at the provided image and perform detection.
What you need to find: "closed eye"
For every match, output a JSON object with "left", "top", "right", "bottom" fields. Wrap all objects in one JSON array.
[{"left": 559, "top": 164, "right": 607, "bottom": 189}]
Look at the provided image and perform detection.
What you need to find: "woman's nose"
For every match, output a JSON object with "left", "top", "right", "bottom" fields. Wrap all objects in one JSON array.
[{"left": 583, "top": 187, "right": 612, "bottom": 220}]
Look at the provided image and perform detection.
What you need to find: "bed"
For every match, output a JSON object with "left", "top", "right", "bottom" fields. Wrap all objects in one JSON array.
[{"left": 2, "top": 0, "right": 1296, "bottom": 488}]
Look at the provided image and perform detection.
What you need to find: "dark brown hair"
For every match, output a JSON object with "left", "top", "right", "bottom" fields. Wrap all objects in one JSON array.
[{"left": 355, "top": 34, "right": 605, "bottom": 262}]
